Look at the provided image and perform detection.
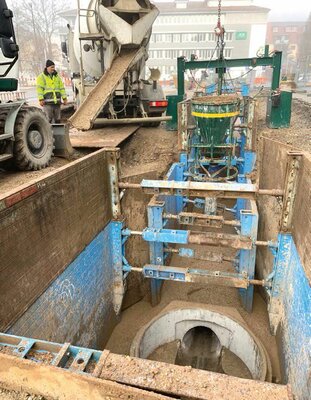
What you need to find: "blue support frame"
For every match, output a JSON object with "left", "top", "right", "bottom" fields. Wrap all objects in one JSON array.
[
  {"left": 0, "top": 333, "right": 102, "bottom": 372},
  {"left": 147, "top": 200, "right": 165, "bottom": 306},
  {"left": 165, "top": 162, "right": 185, "bottom": 214},
  {"left": 238, "top": 203, "right": 258, "bottom": 312},
  {"left": 124, "top": 96, "right": 259, "bottom": 311}
]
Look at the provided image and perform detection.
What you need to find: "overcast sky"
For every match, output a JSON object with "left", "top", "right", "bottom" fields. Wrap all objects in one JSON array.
[
  {"left": 154, "top": 0, "right": 310, "bottom": 9},
  {"left": 154, "top": 0, "right": 311, "bottom": 20}
]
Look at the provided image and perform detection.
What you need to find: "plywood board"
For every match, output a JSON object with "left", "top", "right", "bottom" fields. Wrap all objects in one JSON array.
[{"left": 70, "top": 125, "right": 139, "bottom": 148}]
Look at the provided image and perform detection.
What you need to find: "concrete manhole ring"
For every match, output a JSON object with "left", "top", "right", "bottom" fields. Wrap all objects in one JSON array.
[{"left": 130, "top": 302, "right": 272, "bottom": 381}]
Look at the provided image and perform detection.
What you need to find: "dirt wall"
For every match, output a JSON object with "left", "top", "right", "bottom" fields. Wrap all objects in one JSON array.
[
  {"left": 0, "top": 150, "right": 112, "bottom": 332},
  {"left": 291, "top": 153, "right": 311, "bottom": 281}
]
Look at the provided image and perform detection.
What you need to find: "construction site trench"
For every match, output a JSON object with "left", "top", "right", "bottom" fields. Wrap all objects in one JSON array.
[{"left": 0, "top": 97, "right": 310, "bottom": 400}]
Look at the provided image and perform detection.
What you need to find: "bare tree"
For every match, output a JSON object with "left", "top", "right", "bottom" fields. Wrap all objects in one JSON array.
[{"left": 10, "top": 0, "right": 68, "bottom": 76}]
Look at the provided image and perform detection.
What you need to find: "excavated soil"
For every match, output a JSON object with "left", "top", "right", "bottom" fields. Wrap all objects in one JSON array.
[
  {"left": 259, "top": 97, "right": 311, "bottom": 152},
  {"left": 0, "top": 388, "right": 45, "bottom": 400},
  {"left": 0, "top": 149, "right": 88, "bottom": 195},
  {"left": 120, "top": 125, "right": 177, "bottom": 173}
]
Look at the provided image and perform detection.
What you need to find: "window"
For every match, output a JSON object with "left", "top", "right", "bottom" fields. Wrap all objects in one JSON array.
[
  {"left": 172, "top": 34, "right": 181, "bottom": 43},
  {"left": 181, "top": 33, "right": 199, "bottom": 42},
  {"left": 224, "top": 49, "right": 232, "bottom": 58},
  {"left": 285, "top": 26, "right": 298, "bottom": 32},
  {"left": 155, "top": 14, "right": 221, "bottom": 26},
  {"left": 154, "top": 34, "right": 172, "bottom": 43},
  {"left": 208, "top": 32, "right": 216, "bottom": 41},
  {"left": 151, "top": 50, "right": 163, "bottom": 59},
  {"left": 199, "top": 49, "right": 216, "bottom": 59},
  {"left": 273, "top": 27, "right": 278, "bottom": 33},
  {"left": 225, "top": 32, "right": 233, "bottom": 41}
]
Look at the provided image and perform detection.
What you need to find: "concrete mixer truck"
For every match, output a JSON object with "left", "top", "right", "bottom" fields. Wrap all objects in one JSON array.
[
  {"left": 66, "top": 0, "right": 168, "bottom": 130},
  {"left": 0, "top": 0, "right": 55, "bottom": 170}
]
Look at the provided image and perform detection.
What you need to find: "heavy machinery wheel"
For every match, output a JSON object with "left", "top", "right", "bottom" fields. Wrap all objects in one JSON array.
[{"left": 13, "top": 106, "right": 53, "bottom": 170}]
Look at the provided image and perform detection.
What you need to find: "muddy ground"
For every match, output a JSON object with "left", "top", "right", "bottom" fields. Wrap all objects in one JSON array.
[
  {"left": 260, "top": 97, "right": 311, "bottom": 152},
  {"left": 0, "top": 389, "right": 44, "bottom": 400}
]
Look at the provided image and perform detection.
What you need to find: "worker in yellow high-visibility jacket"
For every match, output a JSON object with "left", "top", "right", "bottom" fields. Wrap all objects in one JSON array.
[{"left": 36, "top": 60, "right": 68, "bottom": 123}]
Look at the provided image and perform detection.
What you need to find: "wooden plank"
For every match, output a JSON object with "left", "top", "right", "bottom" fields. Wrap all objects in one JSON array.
[
  {"left": 69, "top": 49, "right": 140, "bottom": 130},
  {"left": 0, "top": 354, "right": 173, "bottom": 400},
  {"left": 70, "top": 125, "right": 139, "bottom": 148},
  {"left": 100, "top": 353, "right": 292, "bottom": 400},
  {"left": 0, "top": 149, "right": 112, "bottom": 331}
]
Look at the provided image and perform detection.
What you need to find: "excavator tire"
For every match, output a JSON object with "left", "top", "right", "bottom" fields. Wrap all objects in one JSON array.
[{"left": 13, "top": 106, "right": 53, "bottom": 171}]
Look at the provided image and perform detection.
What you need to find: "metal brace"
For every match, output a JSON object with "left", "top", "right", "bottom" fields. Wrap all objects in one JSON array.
[
  {"left": 107, "top": 149, "right": 122, "bottom": 219},
  {"left": 280, "top": 152, "right": 302, "bottom": 232}
]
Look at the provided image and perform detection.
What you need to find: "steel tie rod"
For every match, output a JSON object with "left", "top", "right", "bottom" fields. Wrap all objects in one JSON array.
[
  {"left": 126, "top": 229, "right": 274, "bottom": 248},
  {"left": 118, "top": 182, "right": 284, "bottom": 197}
]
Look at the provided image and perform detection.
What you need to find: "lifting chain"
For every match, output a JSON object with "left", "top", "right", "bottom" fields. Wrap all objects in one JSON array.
[
  {"left": 217, "top": 0, "right": 222, "bottom": 28},
  {"left": 215, "top": 0, "right": 225, "bottom": 40}
]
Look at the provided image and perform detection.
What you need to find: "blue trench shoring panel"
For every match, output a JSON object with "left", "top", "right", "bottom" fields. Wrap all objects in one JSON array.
[
  {"left": 144, "top": 157, "right": 258, "bottom": 311},
  {"left": 7, "top": 221, "right": 125, "bottom": 350},
  {"left": 267, "top": 234, "right": 311, "bottom": 400}
]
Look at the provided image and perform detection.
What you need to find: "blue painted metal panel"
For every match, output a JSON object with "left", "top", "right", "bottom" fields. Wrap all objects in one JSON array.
[
  {"left": 238, "top": 201, "right": 258, "bottom": 312},
  {"left": 142, "top": 228, "right": 189, "bottom": 244},
  {"left": 243, "top": 151, "right": 256, "bottom": 175},
  {"left": 142, "top": 265, "right": 246, "bottom": 286},
  {"left": 164, "top": 162, "right": 185, "bottom": 214},
  {"left": 0, "top": 333, "right": 102, "bottom": 369},
  {"left": 8, "top": 223, "right": 119, "bottom": 350},
  {"left": 147, "top": 202, "right": 165, "bottom": 305},
  {"left": 270, "top": 234, "right": 311, "bottom": 400},
  {"left": 236, "top": 174, "right": 247, "bottom": 218}
]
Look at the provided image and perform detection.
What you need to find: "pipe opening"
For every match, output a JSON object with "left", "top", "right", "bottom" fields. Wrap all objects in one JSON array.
[{"left": 176, "top": 326, "right": 223, "bottom": 372}]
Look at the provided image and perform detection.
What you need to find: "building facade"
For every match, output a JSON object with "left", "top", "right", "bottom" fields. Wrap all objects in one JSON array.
[
  {"left": 147, "top": 0, "right": 269, "bottom": 78},
  {"left": 266, "top": 21, "right": 307, "bottom": 78}
]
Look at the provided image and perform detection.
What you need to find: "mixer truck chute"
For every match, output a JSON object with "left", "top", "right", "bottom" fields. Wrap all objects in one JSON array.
[{"left": 67, "top": 0, "right": 168, "bottom": 131}]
